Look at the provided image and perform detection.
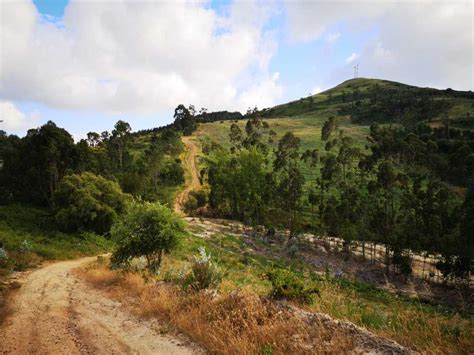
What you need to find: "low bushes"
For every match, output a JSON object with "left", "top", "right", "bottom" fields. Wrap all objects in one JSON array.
[
  {"left": 181, "top": 247, "right": 223, "bottom": 291},
  {"left": 267, "top": 268, "right": 320, "bottom": 304},
  {"left": 78, "top": 262, "right": 352, "bottom": 354}
]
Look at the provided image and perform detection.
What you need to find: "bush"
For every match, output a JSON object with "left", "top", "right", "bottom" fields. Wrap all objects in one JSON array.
[
  {"left": 111, "top": 202, "right": 186, "bottom": 273},
  {"left": 266, "top": 225, "right": 276, "bottom": 237},
  {"left": 182, "top": 247, "right": 222, "bottom": 291},
  {"left": 287, "top": 239, "right": 299, "bottom": 258},
  {"left": 159, "top": 159, "right": 185, "bottom": 185},
  {"left": 184, "top": 189, "right": 207, "bottom": 213},
  {"left": 52, "top": 172, "right": 130, "bottom": 234},
  {"left": 191, "top": 190, "right": 207, "bottom": 207},
  {"left": 183, "top": 195, "right": 198, "bottom": 213},
  {"left": 0, "top": 247, "right": 8, "bottom": 269},
  {"left": 267, "top": 268, "right": 320, "bottom": 304},
  {"left": 392, "top": 252, "right": 412, "bottom": 278},
  {"left": 5, "top": 239, "right": 40, "bottom": 271}
]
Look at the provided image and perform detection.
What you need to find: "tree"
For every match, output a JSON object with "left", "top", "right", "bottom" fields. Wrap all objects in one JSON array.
[
  {"left": 52, "top": 172, "right": 130, "bottom": 234},
  {"left": 374, "top": 160, "right": 405, "bottom": 272},
  {"left": 111, "top": 202, "right": 186, "bottom": 272},
  {"left": 274, "top": 132, "right": 305, "bottom": 236},
  {"left": 111, "top": 120, "right": 132, "bottom": 170},
  {"left": 19, "top": 121, "right": 78, "bottom": 206},
  {"left": 229, "top": 123, "right": 243, "bottom": 146},
  {"left": 321, "top": 117, "right": 336, "bottom": 141},
  {"left": 173, "top": 104, "right": 197, "bottom": 135},
  {"left": 207, "top": 147, "right": 273, "bottom": 225},
  {"left": 456, "top": 187, "right": 474, "bottom": 279}
]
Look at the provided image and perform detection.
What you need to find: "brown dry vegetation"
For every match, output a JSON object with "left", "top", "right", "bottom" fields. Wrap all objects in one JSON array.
[{"left": 78, "top": 262, "right": 359, "bottom": 354}]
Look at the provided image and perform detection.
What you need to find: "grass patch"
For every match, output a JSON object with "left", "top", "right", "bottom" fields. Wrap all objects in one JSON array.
[
  {"left": 155, "top": 231, "right": 473, "bottom": 353},
  {"left": 78, "top": 261, "right": 354, "bottom": 354},
  {"left": 0, "top": 204, "right": 114, "bottom": 270}
]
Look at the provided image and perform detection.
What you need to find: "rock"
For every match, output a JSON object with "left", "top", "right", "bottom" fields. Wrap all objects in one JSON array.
[{"left": 316, "top": 245, "right": 328, "bottom": 254}]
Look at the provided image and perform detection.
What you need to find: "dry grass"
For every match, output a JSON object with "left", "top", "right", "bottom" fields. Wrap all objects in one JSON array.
[{"left": 78, "top": 262, "right": 354, "bottom": 354}]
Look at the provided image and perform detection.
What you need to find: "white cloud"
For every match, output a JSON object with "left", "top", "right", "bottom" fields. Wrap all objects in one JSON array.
[
  {"left": 325, "top": 32, "right": 341, "bottom": 44},
  {"left": 0, "top": 101, "right": 37, "bottom": 131},
  {"left": 237, "top": 72, "right": 283, "bottom": 110},
  {"left": 0, "top": 0, "right": 283, "bottom": 116},
  {"left": 345, "top": 53, "right": 359, "bottom": 64},
  {"left": 285, "top": 0, "right": 388, "bottom": 42},
  {"left": 285, "top": 0, "right": 473, "bottom": 91}
]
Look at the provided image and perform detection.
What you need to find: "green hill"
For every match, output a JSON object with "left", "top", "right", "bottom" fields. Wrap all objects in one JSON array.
[{"left": 261, "top": 78, "right": 474, "bottom": 129}]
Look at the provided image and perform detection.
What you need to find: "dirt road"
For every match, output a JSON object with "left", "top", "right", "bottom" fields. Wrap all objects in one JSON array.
[
  {"left": 174, "top": 135, "right": 201, "bottom": 214},
  {"left": 0, "top": 257, "right": 197, "bottom": 354}
]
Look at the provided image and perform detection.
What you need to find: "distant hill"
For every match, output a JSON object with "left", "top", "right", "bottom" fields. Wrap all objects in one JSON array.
[{"left": 260, "top": 78, "right": 474, "bottom": 128}]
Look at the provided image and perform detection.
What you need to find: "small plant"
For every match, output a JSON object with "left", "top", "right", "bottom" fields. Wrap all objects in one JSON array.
[
  {"left": 267, "top": 268, "right": 320, "bottom": 304},
  {"left": 162, "top": 266, "right": 187, "bottom": 283},
  {"left": 266, "top": 225, "right": 276, "bottom": 237},
  {"left": 183, "top": 247, "right": 222, "bottom": 291},
  {"left": 10, "top": 240, "right": 39, "bottom": 271},
  {"left": 18, "top": 240, "right": 33, "bottom": 253},
  {"left": 0, "top": 247, "right": 8, "bottom": 268},
  {"left": 287, "top": 239, "right": 299, "bottom": 258}
]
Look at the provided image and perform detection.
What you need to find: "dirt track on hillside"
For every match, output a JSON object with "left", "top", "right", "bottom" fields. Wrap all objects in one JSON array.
[
  {"left": 174, "top": 135, "right": 201, "bottom": 214},
  {"left": 0, "top": 257, "right": 197, "bottom": 354}
]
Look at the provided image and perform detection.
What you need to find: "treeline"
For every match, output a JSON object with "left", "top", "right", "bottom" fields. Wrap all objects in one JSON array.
[
  {"left": 202, "top": 113, "right": 473, "bottom": 281},
  {"left": 259, "top": 80, "right": 474, "bottom": 126},
  {"left": 0, "top": 116, "right": 188, "bottom": 208},
  {"left": 0, "top": 102, "right": 245, "bottom": 210},
  {"left": 339, "top": 85, "right": 453, "bottom": 124}
]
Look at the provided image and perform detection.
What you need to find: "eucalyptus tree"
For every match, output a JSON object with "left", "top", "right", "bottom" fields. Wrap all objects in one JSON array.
[{"left": 274, "top": 132, "right": 305, "bottom": 237}]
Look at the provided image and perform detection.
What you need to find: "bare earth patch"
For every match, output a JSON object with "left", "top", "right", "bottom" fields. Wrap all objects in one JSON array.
[{"left": 0, "top": 257, "right": 200, "bottom": 354}]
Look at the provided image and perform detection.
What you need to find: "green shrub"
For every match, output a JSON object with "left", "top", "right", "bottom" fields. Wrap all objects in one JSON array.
[
  {"left": 184, "top": 189, "right": 207, "bottom": 213},
  {"left": 182, "top": 247, "right": 222, "bottom": 291},
  {"left": 267, "top": 268, "right": 320, "bottom": 304},
  {"left": 183, "top": 195, "right": 198, "bottom": 213},
  {"left": 159, "top": 159, "right": 185, "bottom": 185},
  {"left": 52, "top": 172, "right": 130, "bottom": 234},
  {"left": 266, "top": 225, "right": 276, "bottom": 237},
  {"left": 287, "top": 239, "right": 299, "bottom": 258},
  {"left": 191, "top": 190, "right": 207, "bottom": 208},
  {"left": 111, "top": 202, "right": 186, "bottom": 273},
  {"left": 0, "top": 247, "right": 8, "bottom": 269}
]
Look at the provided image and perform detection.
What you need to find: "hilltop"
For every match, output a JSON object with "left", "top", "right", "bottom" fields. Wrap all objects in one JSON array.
[{"left": 260, "top": 78, "right": 474, "bottom": 128}]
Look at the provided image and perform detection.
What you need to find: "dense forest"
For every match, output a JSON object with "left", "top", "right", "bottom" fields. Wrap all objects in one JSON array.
[{"left": 196, "top": 98, "right": 473, "bottom": 283}]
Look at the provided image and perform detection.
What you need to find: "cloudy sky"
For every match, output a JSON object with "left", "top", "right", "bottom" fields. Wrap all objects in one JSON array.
[{"left": 0, "top": 0, "right": 472, "bottom": 139}]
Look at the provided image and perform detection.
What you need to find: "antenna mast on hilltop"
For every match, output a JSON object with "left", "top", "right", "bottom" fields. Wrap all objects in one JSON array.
[{"left": 354, "top": 64, "right": 359, "bottom": 78}]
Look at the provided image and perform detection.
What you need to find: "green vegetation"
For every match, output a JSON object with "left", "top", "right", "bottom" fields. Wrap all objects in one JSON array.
[
  {"left": 181, "top": 246, "right": 223, "bottom": 291},
  {"left": 0, "top": 78, "right": 472, "bottom": 352},
  {"left": 195, "top": 78, "right": 473, "bottom": 281},
  {"left": 267, "top": 268, "right": 320, "bottom": 304},
  {"left": 150, "top": 229, "right": 472, "bottom": 353},
  {"left": 111, "top": 202, "right": 186, "bottom": 272},
  {"left": 262, "top": 78, "right": 474, "bottom": 128},
  {"left": 0, "top": 106, "right": 190, "bottom": 270},
  {"left": 0, "top": 204, "right": 113, "bottom": 270},
  {"left": 52, "top": 172, "right": 131, "bottom": 234}
]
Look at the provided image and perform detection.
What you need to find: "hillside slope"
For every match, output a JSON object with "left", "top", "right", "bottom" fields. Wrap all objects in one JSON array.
[{"left": 261, "top": 78, "right": 474, "bottom": 128}]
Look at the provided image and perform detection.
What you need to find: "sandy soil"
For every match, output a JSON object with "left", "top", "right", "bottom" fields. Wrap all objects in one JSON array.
[
  {"left": 0, "top": 257, "right": 199, "bottom": 354},
  {"left": 174, "top": 135, "right": 201, "bottom": 214}
]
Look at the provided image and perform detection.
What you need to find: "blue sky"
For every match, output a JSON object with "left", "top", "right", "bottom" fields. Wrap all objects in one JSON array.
[{"left": 1, "top": 0, "right": 472, "bottom": 139}]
